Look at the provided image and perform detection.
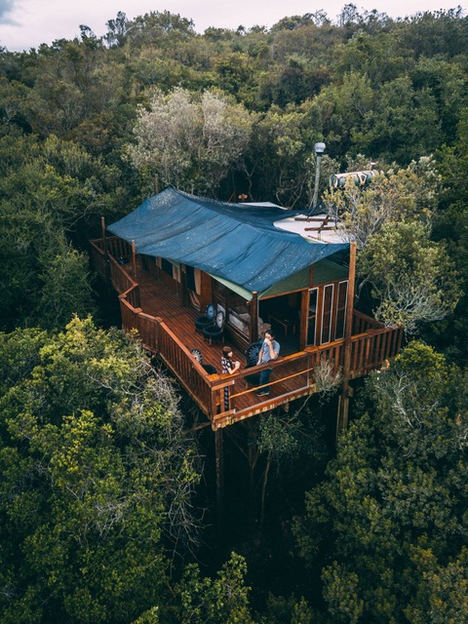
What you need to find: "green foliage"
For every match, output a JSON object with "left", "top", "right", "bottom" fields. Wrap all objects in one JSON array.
[
  {"left": 360, "top": 221, "right": 461, "bottom": 332},
  {"left": 176, "top": 552, "right": 254, "bottom": 624},
  {"left": 0, "top": 8, "right": 467, "bottom": 623},
  {"left": 294, "top": 342, "right": 467, "bottom": 623},
  {"left": 0, "top": 133, "right": 129, "bottom": 329},
  {"left": 0, "top": 318, "right": 199, "bottom": 623},
  {"left": 405, "top": 546, "right": 468, "bottom": 624},
  {"left": 324, "top": 157, "right": 461, "bottom": 332},
  {"left": 127, "top": 87, "right": 254, "bottom": 195},
  {"left": 325, "top": 157, "right": 440, "bottom": 248}
]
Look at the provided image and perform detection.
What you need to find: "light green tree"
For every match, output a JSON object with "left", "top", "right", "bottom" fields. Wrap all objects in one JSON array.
[
  {"left": 127, "top": 87, "right": 254, "bottom": 195},
  {"left": 359, "top": 221, "right": 460, "bottom": 332}
]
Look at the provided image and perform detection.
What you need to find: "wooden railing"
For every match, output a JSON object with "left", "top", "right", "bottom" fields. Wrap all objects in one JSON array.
[
  {"left": 90, "top": 236, "right": 403, "bottom": 429},
  {"left": 352, "top": 309, "right": 384, "bottom": 333},
  {"left": 109, "top": 255, "right": 141, "bottom": 308},
  {"left": 350, "top": 326, "right": 403, "bottom": 377},
  {"left": 209, "top": 328, "right": 402, "bottom": 429},
  {"left": 89, "top": 238, "right": 108, "bottom": 277},
  {"left": 158, "top": 321, "right": 213, "bottom": 413}
]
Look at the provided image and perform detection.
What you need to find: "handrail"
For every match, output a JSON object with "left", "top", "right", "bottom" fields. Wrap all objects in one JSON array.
[
  {"left": 158, "top": 321, "right": 213, "bottom": 413},
  {"left": 352, "top": 309, "right": 384, "bottom": 332},
  {"left": 159, "top": 321, "right": 212, "bottom": 379}
]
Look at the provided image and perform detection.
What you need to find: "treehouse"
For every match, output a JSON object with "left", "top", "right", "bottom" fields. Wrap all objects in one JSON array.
[{"left": 90, "top": 187, "right": 402, "bottom": 431}]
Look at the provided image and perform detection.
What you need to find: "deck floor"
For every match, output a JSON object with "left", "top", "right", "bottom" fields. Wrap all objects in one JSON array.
[
  {"left": 135, "top": 268, "right": 309, "bottom": 417},
  {"left": 137, "top": 268, "right": 246, "bottom": 371}
]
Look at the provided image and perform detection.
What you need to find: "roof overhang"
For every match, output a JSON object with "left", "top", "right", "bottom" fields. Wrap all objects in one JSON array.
[{"left": 108, "top": 187, "right": 349, "bottom": 293}]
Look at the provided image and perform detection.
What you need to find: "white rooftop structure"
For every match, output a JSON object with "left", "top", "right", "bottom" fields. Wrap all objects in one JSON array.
[{"left": 275, "top": 213, "right": 348, "bottom": 244}]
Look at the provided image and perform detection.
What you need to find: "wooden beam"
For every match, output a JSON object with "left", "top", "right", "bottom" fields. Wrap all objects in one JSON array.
[
  {"left": 344, "top": 242, "right": 357, "bottom": 349},
  {"left": 131, "top": 240, "right": 137, "bottom": 279},
  {"left": 199, "top": 271, "right": 212, "bottom": 309},
  {"left": 179, "top": 266, "right": 187, "bottom": 306},
  {"left": 304, "top": 225, "right": 337, "bottom": 231},
  {"left": 215, "top": 429, "right": 224, "bottom": 520},
  {"left": 183, "top": 421, "right": 211, "bottom": 434},
  {"left": 101, "top": 216, "right": 107, "bottom": 254},
  {"left": 250, "top": 291, "right": 259, "bottom": 343}
]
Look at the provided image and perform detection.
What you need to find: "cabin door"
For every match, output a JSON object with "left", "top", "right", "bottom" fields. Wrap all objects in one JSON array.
[
  {"left": 320, "top": 283, "right": 335, "bottom": 344},
  {"left": 306, "top": 287, "right": 318, "bottom": 346},
  {"left": 334, "top": 280, "right": 348, "bottom": 340}
]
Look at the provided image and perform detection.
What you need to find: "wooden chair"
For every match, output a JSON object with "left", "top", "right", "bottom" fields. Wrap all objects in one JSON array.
[
  {"left": 190, "top": 348, "right": 216, "bottom": 374},
  {"left": 195, "top": 303, "right": 216, "bottom": 332},
  {"left": 202, "top": 311, "right": 225, "bottom": 344},
  {"left": 244, "top": 339, "right": 263, "bottom": 385}
]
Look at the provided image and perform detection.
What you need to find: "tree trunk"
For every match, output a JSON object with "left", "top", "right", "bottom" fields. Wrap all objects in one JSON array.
[{"left": 260, "top": 451, "right": 272, "bottom": 528}]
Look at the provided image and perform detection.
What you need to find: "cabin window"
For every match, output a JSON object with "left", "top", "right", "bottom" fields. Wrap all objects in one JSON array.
[
  {"left": 186, "top": 265, "right": 195, "bottom": 291},
  {"left": 161, "top": 258, "right": 172, "bottom": 276},
  {"left": 334, "top": 280, "right": 348, "bottom": 340},
  {"left": 321, "top": 284, "right": 335, "bottom": 344},
  {"left": 161, "top": 258, "right": 181, "bottom": 282},
  {"left": 306, "top": 288, "right": 318, "bottom": 346}
]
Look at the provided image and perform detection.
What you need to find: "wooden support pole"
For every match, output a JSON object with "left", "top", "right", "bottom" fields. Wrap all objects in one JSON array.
[
  {"left": 154, "top": 173, "right": 160, "bottom": 194},
  {"left": 101, "top": 216, "right": 106, "bottom": 254},
  {"left": 250, "top": 291, "right": 259, "bottom": 343},
  {"left": 337, "top": 241, "right": 356, "bottom": 439},
  {"left": 214, "top": 429, "right": 224, "bottom": 520},
  {"left": 180, "top": 267, "right": 188, "bottom": 307},
  {"left": 131, "top": 240, "right": 137, "bottom": 279}
]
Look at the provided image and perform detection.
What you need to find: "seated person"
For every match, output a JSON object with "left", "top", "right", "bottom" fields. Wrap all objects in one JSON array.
[{"left": 221, "top": 346, "right": 241, "bottom": 411}]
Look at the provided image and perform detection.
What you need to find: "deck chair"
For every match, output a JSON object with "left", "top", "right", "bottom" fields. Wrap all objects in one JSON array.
[
  {"left": 195, "top": 303, "right": 216, "bottom": 332},
  {"left": 244, "top": 339, "right": 263, "bottom": 385},
  {"left": 202, "top": 310, "right": 225, "bottom": 344},
  {"left": 190, "top": 348, "right": 216, "bottom": 374}
]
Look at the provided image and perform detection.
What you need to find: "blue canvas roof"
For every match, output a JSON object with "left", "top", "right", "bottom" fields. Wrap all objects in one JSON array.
[{"left": 108, "top": 187, "right": 349, "bottom": 293}]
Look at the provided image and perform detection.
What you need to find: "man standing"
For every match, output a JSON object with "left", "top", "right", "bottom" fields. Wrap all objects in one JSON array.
[{"left": 256, "top": 331, "right": 280, "bottom": 396}]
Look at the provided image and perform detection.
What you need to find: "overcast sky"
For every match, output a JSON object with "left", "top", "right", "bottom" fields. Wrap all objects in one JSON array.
[{"left": 0, "top": 0, "right": 464, "bottom": 51}]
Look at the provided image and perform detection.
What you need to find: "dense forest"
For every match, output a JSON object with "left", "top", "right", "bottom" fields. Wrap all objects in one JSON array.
[{"left": 0, "top": 6, "right": 467, "bottom": 623}]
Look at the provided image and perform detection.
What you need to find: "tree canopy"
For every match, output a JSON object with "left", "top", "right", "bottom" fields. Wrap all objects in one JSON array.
[{"left": 0, "top": 6, "right": 467, "bottom": 623}]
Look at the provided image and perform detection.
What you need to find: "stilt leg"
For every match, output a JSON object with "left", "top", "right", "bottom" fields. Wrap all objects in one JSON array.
[
  {"left": 336, "top": 391, "right": 350, "bottom": 440},
  {"left": 214, "top": 429, "right": 224, "bottom": 520}
]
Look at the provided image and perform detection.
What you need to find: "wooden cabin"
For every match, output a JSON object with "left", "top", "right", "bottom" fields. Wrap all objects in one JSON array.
[{"left": 90, "top": 188, "right": 402, "bottom": 431}]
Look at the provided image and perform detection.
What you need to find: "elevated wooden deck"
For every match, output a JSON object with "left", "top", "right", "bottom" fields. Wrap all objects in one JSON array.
[{"left": 91, "top": 237, "right": 403, "bottom": 429}]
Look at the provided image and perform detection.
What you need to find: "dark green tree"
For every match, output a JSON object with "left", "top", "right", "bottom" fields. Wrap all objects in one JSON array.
[{"left": 294, "top": 342, "right": 467, "bottom": 623}]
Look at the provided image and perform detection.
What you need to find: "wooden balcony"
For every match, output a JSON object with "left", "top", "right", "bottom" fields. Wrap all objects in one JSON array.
[{"left": 90, "top": 236, "right": 403, "bottom": 430}]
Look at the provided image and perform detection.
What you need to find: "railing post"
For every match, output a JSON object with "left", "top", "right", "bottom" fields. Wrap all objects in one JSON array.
[
  {"left": 131, "top": 240, "right": 137, "bottom": 280},
  {"left": 250, "top": 291, "right": 258, "bottom": 343},
  {"left": 180, "top": 266, "right": 188, "bottom": 307},
  {"left": 101, "top": 216, "right": 107, "bottom": 254}
]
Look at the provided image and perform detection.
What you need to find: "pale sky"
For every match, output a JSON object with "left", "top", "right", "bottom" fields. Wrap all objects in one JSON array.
[{"left": 0, "top": 0, "right": 465, "bottom": 51}]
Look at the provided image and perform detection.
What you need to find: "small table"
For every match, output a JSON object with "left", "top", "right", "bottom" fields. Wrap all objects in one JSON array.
[{"left": 269, "top": 314, "right": 295, "bottom": 337}]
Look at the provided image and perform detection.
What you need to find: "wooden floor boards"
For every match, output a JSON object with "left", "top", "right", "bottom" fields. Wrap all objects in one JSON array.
[{"left": 137, "top": 269, "right": 246, "bottom": 374}]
